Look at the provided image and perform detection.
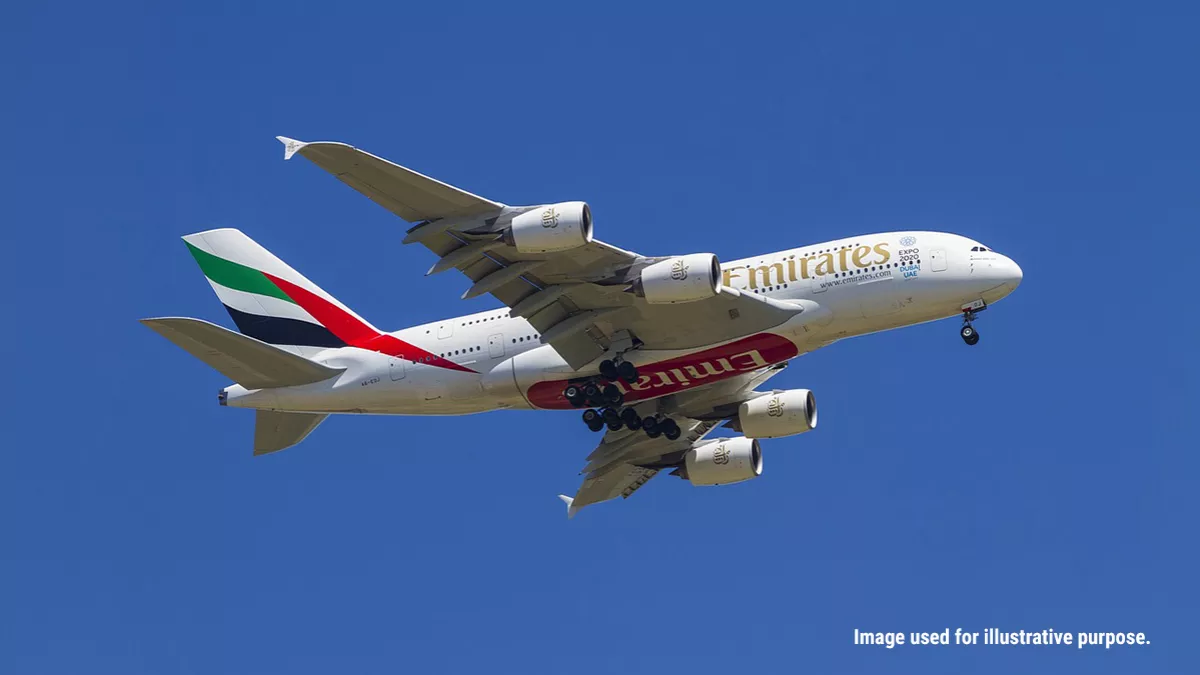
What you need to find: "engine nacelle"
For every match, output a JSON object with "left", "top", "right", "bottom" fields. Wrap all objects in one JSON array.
[
  {"left": 683, "top": 436, "right": 762, "bottom": 486},
  {"left": 738, "top": 389, "right": 817, "bottom": 439},
  {"left": 635, "top": 253, "right": 721, "bottom": 304},
  {"left": 506, "top": 202, "right": 593, "bottom": 253}
]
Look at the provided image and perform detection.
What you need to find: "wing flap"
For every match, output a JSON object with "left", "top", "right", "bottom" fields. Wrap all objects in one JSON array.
[{"left": 141, "top": 317, "right": 343, "bottom": 389}]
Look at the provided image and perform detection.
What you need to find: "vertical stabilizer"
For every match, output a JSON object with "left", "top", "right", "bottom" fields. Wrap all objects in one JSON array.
[{"left": 182, "top": 228, "right": 377, "bottom": 356}]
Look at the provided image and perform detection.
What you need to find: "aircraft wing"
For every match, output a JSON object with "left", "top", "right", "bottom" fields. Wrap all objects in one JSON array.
[
  {"left": 277, "top": 137, "right": 503, "bottom": 222},
  {"left": 561, "top": 363, "right": 788, "bottom": 516},
  {"left": 281, "top": 137, "right": 815, "bottom": 369}
]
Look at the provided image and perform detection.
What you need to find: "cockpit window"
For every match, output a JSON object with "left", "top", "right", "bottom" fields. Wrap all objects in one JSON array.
[{"left": 970, "top": 246, "right": 991, "bottom": 252}]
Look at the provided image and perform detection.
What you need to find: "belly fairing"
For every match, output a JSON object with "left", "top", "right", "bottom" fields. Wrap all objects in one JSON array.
[{"left": 521, "top": 333, "right": 799, "bottom": 410}]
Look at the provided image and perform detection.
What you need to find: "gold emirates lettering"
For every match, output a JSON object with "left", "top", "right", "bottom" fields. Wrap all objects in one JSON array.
[{"left": 723, "top": 242, "right": 892, "bottom": 288}]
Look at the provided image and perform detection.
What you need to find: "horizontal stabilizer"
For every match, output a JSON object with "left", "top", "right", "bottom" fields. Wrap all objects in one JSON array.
[
  {"left": 254, "top": 410, "right": 328, "bottom": 455},
  {"left": 141, "top": 317, "right": 343, "bottom": 389}
]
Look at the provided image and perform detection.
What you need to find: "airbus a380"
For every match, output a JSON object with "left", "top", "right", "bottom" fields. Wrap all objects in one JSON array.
[{"left": 143, "top": 137, "right": 1023, "bottom": 516}]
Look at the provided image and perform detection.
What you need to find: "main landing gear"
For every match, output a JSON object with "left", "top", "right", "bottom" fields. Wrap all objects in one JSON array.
[
  {"left": 580, "top": 407, "right": 681, "bottom": 440},
  {"left": 640, "top": 415, "right": 682, "bottom": 441},
  {"left": 567, "top": 359, "right": 679, "bottom": 440}
]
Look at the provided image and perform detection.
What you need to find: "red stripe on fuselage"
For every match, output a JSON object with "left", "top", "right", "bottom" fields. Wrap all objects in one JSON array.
[
  {"left": 526, "top": 332, "right": 799, "bottom": 409},
  {"left": 264, "top": 273, "right": 476, "bottom": 374}
]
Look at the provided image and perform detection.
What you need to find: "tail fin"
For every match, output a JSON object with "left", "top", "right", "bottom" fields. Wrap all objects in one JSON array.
[
  {"left": 183, "top": 228, "right": 378, "bottom": 355},
  {"left": 180, "top": 228, "right": 475, "bottom": 373}
]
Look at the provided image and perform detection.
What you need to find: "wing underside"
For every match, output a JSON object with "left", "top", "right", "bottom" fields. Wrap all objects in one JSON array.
[{"left": 565, "top": 363, "right": 789, "bottom": 514}]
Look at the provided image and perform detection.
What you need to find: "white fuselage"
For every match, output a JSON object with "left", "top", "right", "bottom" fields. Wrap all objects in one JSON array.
[{"left": 223, "top": 231, "right": 1022, "bottom": 415}]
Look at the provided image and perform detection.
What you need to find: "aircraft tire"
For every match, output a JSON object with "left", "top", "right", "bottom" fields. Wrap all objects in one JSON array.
[
  {"left": 662, "top": 419, "right": 681, "bottom": 441},
  {"left": 617, "top": 361, "right": 638, "bottom": 383},
  {"left": 620, "top": 407, "right": 642, "bottom": 430},
  {"left": 599, "top": 359, "right": 619, "bottom": 381},
  {"left": 642, "top": 416, "right": 660, "bottom": 438}
]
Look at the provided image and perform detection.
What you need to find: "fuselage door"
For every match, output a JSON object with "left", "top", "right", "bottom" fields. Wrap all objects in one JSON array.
[
  {"left": 930, "top": 249, "right": 948, "bottom": 272},
  {"left": 488, "top": 333, "right": 505, "bottom": 358},
  {"left": 437, "top": 323, "right": 454, "bottom": 339},
  {"left": 389, "top": 357, "right": 406, "bottom": 381}
]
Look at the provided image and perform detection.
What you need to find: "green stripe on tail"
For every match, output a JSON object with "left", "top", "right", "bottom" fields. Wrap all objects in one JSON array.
[{"left": 186, "top": 242, "right": 295, "bottom": 304}]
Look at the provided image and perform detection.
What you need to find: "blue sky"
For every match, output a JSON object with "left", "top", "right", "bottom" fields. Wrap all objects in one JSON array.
[{"left": 1, "top": 2, "right": 1196, "bottom": 673}]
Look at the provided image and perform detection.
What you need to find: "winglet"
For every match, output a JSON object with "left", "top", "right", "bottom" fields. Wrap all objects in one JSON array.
[
  {"left": 557, "top": 494, "right": 578, "bottom": 519},
  {"left": 276, "top": 136, "right": 308, "bottom": 160}
]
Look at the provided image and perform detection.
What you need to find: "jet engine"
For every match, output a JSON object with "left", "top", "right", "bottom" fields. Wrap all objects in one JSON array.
[
  {"left": 680, "top": 436, "right": 762, "bottom": 486},
  {"left": 506, "top": 202, "right": 593, "bottom": 253},
  {"left": 634, "top": 253, "right": 722, "bottom": 304},
  {"left": 738, "top": 389, "right": 817, "bottom": 439}
]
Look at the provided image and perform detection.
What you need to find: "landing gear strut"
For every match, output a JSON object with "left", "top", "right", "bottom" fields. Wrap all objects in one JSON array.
[{"left": 961, "top": 308, "right": 981, "bottom": 346}]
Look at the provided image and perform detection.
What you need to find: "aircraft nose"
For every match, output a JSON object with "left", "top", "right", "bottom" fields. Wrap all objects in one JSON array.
[{"left": 1005, "top": 256, "right": 1023, "bottom": 290}]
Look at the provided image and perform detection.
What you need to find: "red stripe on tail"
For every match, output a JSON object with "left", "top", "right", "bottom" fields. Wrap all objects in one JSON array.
[{"left": 264, "top": 273, "right": 476, "bottom": 374}]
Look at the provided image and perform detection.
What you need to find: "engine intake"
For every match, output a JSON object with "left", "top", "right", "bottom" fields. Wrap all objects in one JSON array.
[
  {"left": 634, "top": 253, "right": 722, "bottom": 304},
  {"left": 738, "top": 389, "right": 817, "bottom": 439},
  {"left": 682, "top": 436, "right": 762, "bottom": 486},
  {"left": 507, "top": 202, "right": 593, "bottom": 253}
]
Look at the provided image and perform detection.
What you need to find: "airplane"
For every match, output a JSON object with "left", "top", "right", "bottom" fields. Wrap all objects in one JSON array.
[{"left": 142, "top": 136, "right": 1023, "bottom": 517}]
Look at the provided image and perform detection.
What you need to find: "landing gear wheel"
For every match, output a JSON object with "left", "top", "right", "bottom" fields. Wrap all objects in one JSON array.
[
  {"left": 661, "top": 418, "right": 681, "bottom": 441},
  {"left": 620, "top": 407, "right": 642, "bottom": 431},
  {"left": 642, "top": 416, "right": 661, "bottom": 438},
  {"left": 616, "top": 361, "right": 638, "bottom": 384},
  {"left": 563, "top": 384, "right": 584, "bottom": 407},
  {"left": 601, "top": 407, "right": 622, "bottom": 429},
  {"left": 602, "top": 384, "right": 624, "bottom": 406},
  {"left": 960, "top": 324, "right": 980, "bottom": 345},
  {"left": 599, "top": 359, "right": 619, "bottom": 382},
  {"left": 582, "top": 409, "right": 604, "bottom": 432},
  {"left": 582, "top": 382, "right": 602, "bottom": 407}
]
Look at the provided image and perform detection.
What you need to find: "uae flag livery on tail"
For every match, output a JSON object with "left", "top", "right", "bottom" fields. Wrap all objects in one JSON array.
[
  {"left": 184, "top": 229, "right": 352, "bottom": 351},
  {"left": 183, "top": 228, "right": 475, "bottom": 372}
]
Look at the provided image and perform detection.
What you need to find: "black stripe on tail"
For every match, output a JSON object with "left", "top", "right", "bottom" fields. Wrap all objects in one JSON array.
[{"left": 223, "top": 305, "right": 347, "bottom": 348}]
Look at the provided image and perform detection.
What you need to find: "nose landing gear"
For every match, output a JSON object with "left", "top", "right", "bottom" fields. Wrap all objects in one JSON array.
[
  {"left": 960, "top": 309, "right": 981, "bottom": 345},
  {"left": 959, "top": 299, "right": 986, "bottom": 346}
]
